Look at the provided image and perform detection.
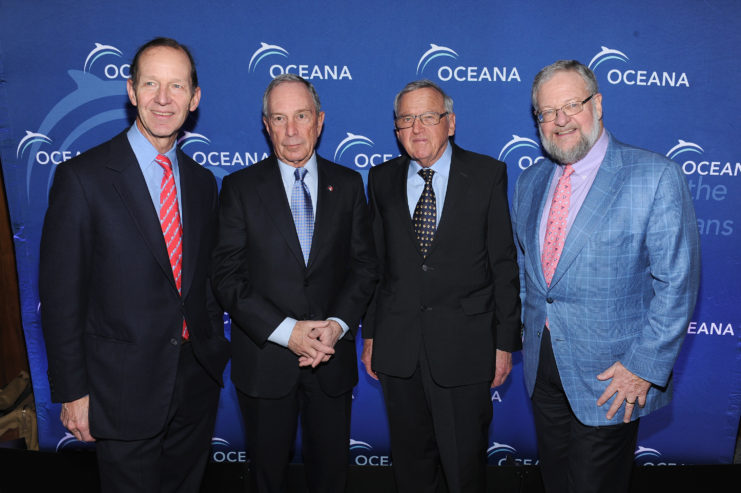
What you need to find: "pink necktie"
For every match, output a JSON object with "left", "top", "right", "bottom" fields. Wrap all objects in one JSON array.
[
  {"left": 541, "top": 164, "right": 574, "bottom": 287},
  {"left": 155, "top": 154, "right": 188, "bottom": 340}
]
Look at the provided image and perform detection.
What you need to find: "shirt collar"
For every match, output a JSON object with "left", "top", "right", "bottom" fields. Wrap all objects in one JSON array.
[
  {"left": 127, "top": 123, "right": 178, "bottom": 169},
  {"left": 408, "top": 140, "right": 452, "bottom": 179},
  {"left": 277, "top": 153, "right": 318, "bottom": 183}
]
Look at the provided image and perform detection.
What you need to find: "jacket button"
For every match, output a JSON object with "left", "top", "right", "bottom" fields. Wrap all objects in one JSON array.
[
  {"left": 546, "top": 297, "right": 554, "bottom": 304},
  {"left": 170, "top": 338, "right": 178, "bottom": 346},
  {"left": 304, "top": 279, "right": 310, "bottom": 287}
]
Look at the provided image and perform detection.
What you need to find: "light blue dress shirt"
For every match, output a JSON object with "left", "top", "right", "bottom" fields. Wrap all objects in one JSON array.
[
  {"left": 269, "top": 154, "right": 350, "bottom": 348},
  {"left": 126, "top": 124, "right": 182, "bottom": 217},
  {"left": 406, "top": 140, "right": 452, "bottom": 223}
]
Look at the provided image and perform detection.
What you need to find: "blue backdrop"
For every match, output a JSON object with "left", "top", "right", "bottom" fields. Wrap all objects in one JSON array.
[{"left": 1, "top": 0, "right": 739, "bottom": 468}]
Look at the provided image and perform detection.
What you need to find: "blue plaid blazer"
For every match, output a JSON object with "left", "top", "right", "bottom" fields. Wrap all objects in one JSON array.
[{"left": 512, "top": 132, "right": 700, "bottom": 426}]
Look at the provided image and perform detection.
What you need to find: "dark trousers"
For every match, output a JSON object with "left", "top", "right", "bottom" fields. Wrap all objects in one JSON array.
[
  {"left": 532, "top": 329, "right": 639, "bottom": 493},
  {"left": 95, "top": 342, "right": 221, "bottom": 493},
  {"left": 379, "top": 347, "right": 492, "bottom": 493},
  {"left": 237, "top": 368, "right": 352, "bottom": 493}
]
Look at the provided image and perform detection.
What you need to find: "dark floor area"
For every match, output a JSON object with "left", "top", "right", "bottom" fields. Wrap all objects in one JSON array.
[{"left": 1, "top": 448, "right": 740, "bottom": 492}]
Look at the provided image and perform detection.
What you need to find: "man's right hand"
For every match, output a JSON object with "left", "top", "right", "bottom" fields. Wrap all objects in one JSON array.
[
  {"left": 288, "top": 320, "right": 336, "bottom": 367},
  {"left": 361, "top": 338, "right": 378, "bottom": 380},
  {"left": 61, "top": 395, "right": 95, "bottom": 442}
]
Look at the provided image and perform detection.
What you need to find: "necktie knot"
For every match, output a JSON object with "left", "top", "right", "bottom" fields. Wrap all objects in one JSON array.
[
  {"left": 294, "top": 167, "right": 308, "bottom": 182},
  {"left": 562, "top": 164, "right": 574, "bottom": 178},
  {"left": 418, "top": 168, "right": 434, "bottom": 184},
  {"left": 155, "top": 154, "right": 173, "bottom": 172}
]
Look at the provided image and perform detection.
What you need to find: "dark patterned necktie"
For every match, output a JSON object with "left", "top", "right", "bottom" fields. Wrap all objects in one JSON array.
[{"left": 413, "top": 168, "right": 436, "bottom": 257}]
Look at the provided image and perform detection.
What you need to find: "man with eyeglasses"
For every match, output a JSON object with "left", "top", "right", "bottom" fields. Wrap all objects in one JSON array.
[
  {"left": 361, "top": 80, "right": 521, "bottom": 492},
  {"left": 212, "top": 73, "right": 378, "bottom": 493},
  {"left": 512, "top": 60, "right": 700, "bottom": 492}
]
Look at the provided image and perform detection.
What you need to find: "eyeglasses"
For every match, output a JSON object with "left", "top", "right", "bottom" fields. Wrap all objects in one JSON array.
[
  {"left": 268, "top": 110, "right": 315, "bottom": 126},
  {"left": 535, "top": 95, "right": 595, "bottom": 123},
  {"left": 394, "top": 111, "right": 449, "bottom": 130}
]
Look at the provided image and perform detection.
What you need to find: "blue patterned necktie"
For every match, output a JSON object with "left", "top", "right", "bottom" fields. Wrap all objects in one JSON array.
[
  {"left": 291, "top": 167, "right": 314, "bottom": 265},
  {"left": 413, "top": 168, "right": 436, "bottom": 258}
]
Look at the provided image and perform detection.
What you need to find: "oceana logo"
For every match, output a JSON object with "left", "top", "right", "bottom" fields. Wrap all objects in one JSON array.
[
  {"left": 634, "top": 445, "right": 681, "bottom": 466},
  {"left": 55, "top": 432, "right": 94, "bottom": 452},
  {"left": 17, "top": 130, "right": 79, "bottom": 166},
  {"left": 667, "top": 139, "right": 741, "bottom": 177},
  {"left": 83, "top": 42, "right": 129, "bottom": 79},
  {"left": 179, "top": 131, "right": 268, "bottom": 170},
  {"left": 415, "top": 43, "right": 521, "bottom": 83},
  {"left": 333, "top": 132, "right": 394, "bottom": 169},
  {"left": 350, "top": 438, "right": 391, "bottom": 466},
  {"left": 210, "top": 437, "right": 247, "bottom": 463},
  {"left": 498, "top": 134, "right": 544, "bottom": 170},
  {"left": 17, "top": 131, "right": 52, "bottom": 159},
  {"left": 248, "top": 41, "right": 351, "bottom": 80},
  {"left": 588, "top": 45, "right": 689, "bottom": 87},
  {"left": 486, "top": 442, "right": 537, "bottom": 466}
]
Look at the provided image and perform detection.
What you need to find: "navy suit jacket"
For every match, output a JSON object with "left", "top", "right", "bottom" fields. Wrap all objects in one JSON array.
[
  {"left": 211, "top": 154, "right": 378, "bottom": 399},
  {"left": 512, "top": 132, "right": 700, "bottom": 426},
  {"left": 40, "top": 131, "right": 230, "bottom": 440},
  {"left": 363, "top": 144, "right": 521, "bottom": 387}
]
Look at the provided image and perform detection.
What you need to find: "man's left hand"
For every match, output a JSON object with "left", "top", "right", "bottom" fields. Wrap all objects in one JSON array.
[
  {"left": 491, "top": 349, "right": 512, "bottom": 388},
  {"left": 298, "top": 320, "right": 343, "bottom": 367},
  {"left": 596, "top": 361, "right": 652, "bottom": 423}
]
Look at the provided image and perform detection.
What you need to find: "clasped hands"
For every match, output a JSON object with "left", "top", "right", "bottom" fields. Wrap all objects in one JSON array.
[{"left": 289, "top": 320, "right": 343, "bottom": 368}]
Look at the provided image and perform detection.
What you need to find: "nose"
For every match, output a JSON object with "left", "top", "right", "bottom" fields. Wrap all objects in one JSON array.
[
  {"left": 285, "top": 119, "right": 298, "bottom": 136},
  {"left": 553, "top": 108, "right": 570, "bottom": 126},
  {"left": 411, "top": 117, "right": 425, "bottom": 133},
  {"left": 154, "top": 85, "right": 170, "bottom": 105}
]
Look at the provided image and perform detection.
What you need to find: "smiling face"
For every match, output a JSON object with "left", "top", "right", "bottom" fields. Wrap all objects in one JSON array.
[
  {"left": 126, "top": 46, "right": 201, "bottom": 154},
  {"left": 263, "top": 81, "right": 325, "bottom": 168},
  {"left": 395, "top": 87, "right": 455, "bottom": 168},
  {"left": 536, "top": 70, "right": 603, "bottom": 165}
]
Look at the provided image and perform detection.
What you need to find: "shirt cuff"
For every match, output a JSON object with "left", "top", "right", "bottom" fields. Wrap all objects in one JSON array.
[
  {"left": 328, "top": 317, "right": 349, "bottom": 338},
  {"left": 268, "top": 317, "right": 297, "bottom": 348}
]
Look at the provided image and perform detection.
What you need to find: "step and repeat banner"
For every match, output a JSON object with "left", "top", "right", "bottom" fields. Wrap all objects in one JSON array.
[{"left": 1, "top": 0, "right": 739, "bottom": 467}]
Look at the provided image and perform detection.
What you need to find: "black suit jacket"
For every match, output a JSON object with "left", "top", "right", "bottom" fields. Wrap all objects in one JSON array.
[
  {"left": 39, "top": 131, "right": 230, "bottom": 440},
  {"left": 363, "top": 144, "right": 521, "bottom": 387},
  {"left": 211, "top": 155, "right": 378, "bottom": 399}
]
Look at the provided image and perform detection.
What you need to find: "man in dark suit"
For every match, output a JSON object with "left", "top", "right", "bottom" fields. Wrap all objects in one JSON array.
[
  {"left": 211, "top": 74, "right": 378, "bottom": 493},
  {"left": 39, "top": 37, "right": 229, "bottom": 493},
  {"left": 361, "top": 80, "right": 521, "bottom": 493},
  {"left": 513, "top": 60, "right": 700, "bottom": 493}
]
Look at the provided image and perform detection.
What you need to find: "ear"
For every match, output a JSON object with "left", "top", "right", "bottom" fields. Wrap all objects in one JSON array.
[
  {"left": 592, "top": 93, "right": 603, "bottom": 121},
  {"left": 126, "top": 78, "right": 137, "bottom": 107},
  {"left": 316, "top": 111, "right": 325, "bottom": 135},
  {"left": 447, "top": 112, "right": 456, "bottom": 137},
  {"left": 188, "top": 86, "right": 202, "bottom": 112}
]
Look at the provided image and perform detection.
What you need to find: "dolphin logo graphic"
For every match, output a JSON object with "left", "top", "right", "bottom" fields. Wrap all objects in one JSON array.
[
  {"left": 211, "top": 437, "right": 230, "bottom": 447},
  {"left": 248, "top": 42, "right": 289, "bottom": 73},
  {"left": 349, "top": 439, "right": 372, "bottom": 450},
  {"left": 416, "top": 44, "right": 459, "bottom": 75},
  {"left": 634, "top": 446, "right": 662, "bottom": 461},
  {"left": 486, "top": 442, "right": 517, "bottom": 457},
  {"left": 17, "top": 131, "right": 52, "bottom": 158},
  {"left": 178, "top": 131, "right": 211, "bottom": 149},
  {"left": 498, "top": 134, "right": 540, "bottom": 161},
  {"left": 666, "top": 139, "right": 704, "bottom": 160},
  {"left": 333, "top": 132, "right": 374, "bottom": 162},
  {"left": 588, "top": 46, "right": 630, "bottom": 71},
  {"left": 24, "top": 70, "right": 128, "bottom": 202},
  {"left": 83, "top": 43, "right": 123, "bottom": 72}
]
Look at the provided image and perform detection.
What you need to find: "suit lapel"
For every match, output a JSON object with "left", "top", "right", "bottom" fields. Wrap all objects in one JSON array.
[
  {"left": 526, "top": 162, "right": 556, "bottom": 290},
  {"left": 395, "top": 157, "right": 422, "bottom": 256},
  {"left": 549, "top": 137, "right": 623, "bottom": 288},
  {"left": 107, "top": 134, "right": 178, "bottom": 293},
  {"left": 425, "top": 145, "right": 465, "bottom": 258},
  {"left": 255, "top": 157, "right": 306, "bottom": 267},
  {"left": 307, "top": 157, "right": 331, "bottom": 269}
]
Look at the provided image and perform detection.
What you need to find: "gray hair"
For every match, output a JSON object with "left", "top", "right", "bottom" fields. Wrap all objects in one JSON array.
[
  {"left": 393, "top": 79, "right": 454, "bottom": 116},
  {"left": 262, "top": 73, "right": 322, "bottom": 117},
  {"left": 531, "top": 60, "right": 599, "bottom": 111}
]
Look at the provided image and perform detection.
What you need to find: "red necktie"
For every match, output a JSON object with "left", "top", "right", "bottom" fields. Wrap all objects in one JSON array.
[
  {"left": 542, "top": 164, "right": 574, "bottom": 286},
  {"left": 155, "top": 154, "right": 188, "bottom": 340}
]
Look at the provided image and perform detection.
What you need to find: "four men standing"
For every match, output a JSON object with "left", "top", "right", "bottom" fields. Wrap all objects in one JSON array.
[{"left": 39, "top": 37, "right": 700, "bottom": 493}]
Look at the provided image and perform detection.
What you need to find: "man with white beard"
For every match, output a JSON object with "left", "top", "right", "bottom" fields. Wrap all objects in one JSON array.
[{"left": 512, "top": 60, "right": 700, "bottom": 493}]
